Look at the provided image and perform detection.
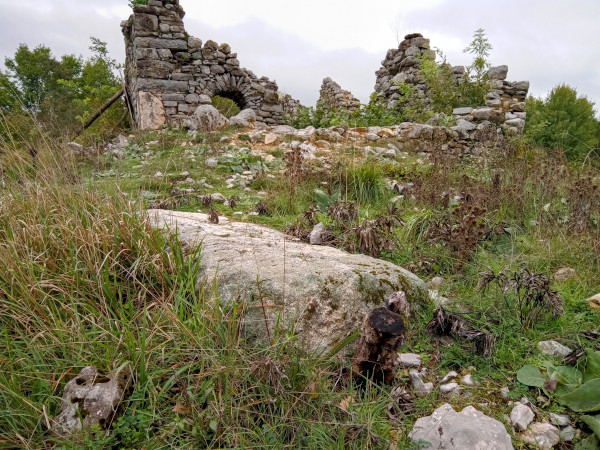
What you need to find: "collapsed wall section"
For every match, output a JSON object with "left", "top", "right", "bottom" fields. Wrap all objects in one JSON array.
[
  {"left": 318, "top": 77, "right": 361, "bottom": 112},
  {"left": 122, "top": 0, "right": 300, "bottom": 130},
  {"left": 374, "top": 33, "right": 529, "bottom": 132}
]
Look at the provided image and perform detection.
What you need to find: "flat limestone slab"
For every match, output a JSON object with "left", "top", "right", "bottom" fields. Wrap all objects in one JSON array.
[{"left": 148, "top": 209, "right": 428, "bottom": 353}]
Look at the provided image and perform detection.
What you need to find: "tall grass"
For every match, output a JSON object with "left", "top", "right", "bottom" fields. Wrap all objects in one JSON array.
[{"left": 0, "top": 138, "right": 405, "bottom": 449}]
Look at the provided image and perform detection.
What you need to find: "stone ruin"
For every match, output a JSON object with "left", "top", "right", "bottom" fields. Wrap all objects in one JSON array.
[
  {"left": 318, "top": 77, "right": 361, "bottom": 113},
  {"left": 121, "top": 0, "right": 300, "bottom": 130},
  {"left": 374, "top": 33, "right": 529, "bottom": 132},
  {"left": 121, "top": 3, "right": 530, "bottom": 138}
]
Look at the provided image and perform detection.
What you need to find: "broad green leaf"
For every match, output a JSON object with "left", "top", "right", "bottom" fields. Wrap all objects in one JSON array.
[
  {"left": 548, "top": 364, "right": 583, "bottom": 388},
  {"left": 517, "top": 365, "right": 547, "bottom": 388},
  {"left": 576, "top": 434, "right": 600, "bottom": 450},
  {"left": 581, "top": 414, "right": 600, "bottom": 439},
  {"left": 557, "top": 378, "right": 600, "bottom": 412},
  {"left": 584, "top": 350, "right": 600, "bottom": 383}
]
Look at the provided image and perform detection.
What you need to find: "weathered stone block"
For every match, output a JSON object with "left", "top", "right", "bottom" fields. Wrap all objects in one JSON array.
[
  {"left": 137, "top": 78, "right": 189, "bottom": 92},
  {"left": 171, "top": 73, "right": 193, "bottom": 81},
  {"left": 188, "top": 36, "right": 203, "bottom": 49},
  {"left": 134, "top": 14, "right": 159, "bottom": 32},
  {"left": 135, "top": 48, "right": 159, "bottom": 60},
  {"left": 134, "top": 37, "right": 188, "bottom": 50},
  {"left": 137, "top": 60, "right": 173, "bottom": 79}
]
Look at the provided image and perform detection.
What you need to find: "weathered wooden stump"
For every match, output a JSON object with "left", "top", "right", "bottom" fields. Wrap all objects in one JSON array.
[{"left": 351, "top": 307, "right": 406, "bottom": 385}]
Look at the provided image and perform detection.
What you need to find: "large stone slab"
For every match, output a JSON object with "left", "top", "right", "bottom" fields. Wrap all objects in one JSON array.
[{"left": 148, "top": 210, "right": 428, "bottom": 353}]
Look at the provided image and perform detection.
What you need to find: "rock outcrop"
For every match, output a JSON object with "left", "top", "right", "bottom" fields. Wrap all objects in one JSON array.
[
  {"left": 121, "top": 0, "right": 301, "bottom": 130},
  {"left": 148, "top": 209, "right": 428, "bottom": 353}
]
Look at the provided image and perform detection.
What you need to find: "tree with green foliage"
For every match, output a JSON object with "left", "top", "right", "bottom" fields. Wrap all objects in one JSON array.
[
  {"left": 525, "top": 84, "right": 599, "bottom": 161},
  {"left": 4, "top": 44, "right": 82, "bottom": 112},
  {"left": 1, "top": 38, "right": 125, "bottom": 139}
]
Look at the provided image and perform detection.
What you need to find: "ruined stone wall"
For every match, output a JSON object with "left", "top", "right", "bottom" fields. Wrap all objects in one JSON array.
[
  {"left": 318, "top": 77, "right": 361, "bottom": 112},
  {"left": 374, "top": 33, "right": 530, "bottom": 132},
  {"left": 121, "top": 0, "right": 300, "bottom": 130}
]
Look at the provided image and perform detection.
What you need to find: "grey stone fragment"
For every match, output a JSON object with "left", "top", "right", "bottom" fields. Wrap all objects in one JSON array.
[
  {"left": 511, "top": 403, "right": 534, "bottom": 431},
  {"left": 188, "top": 36, "right": 203, "bottom": 49},
  {"left": 521, "top": 422, "right": 560, "bottom": 450},
  {"left": 487, "top": 65, "right": 509, "bottom": 80},
  {"left": 549, "top": 413, "right": 570, "bottom": 427},
  {"left": 538, "top": 340, "right": 572, "bottom": 357},
  {"left": 453, "top": 107, "right": 473, "bottom": 115},
  {"left": 309, "top": 223, "right": 326, "bottom": 245},
  {"left": 559, "top": 426, "right": 575, "bottom": 442},
  {"left": 52, "top": 366, "right": 132, "bottom": 437},
  {"left": 398, "top": 353, "right": 422, "bottom": 368},
  {"left": 426, "top": 277, "right": 445, "bottom": 290},
  {"left": 205, "top": 158, "right": 218, "bottom": 168},
  {"left": 188, "top": 105, "right": 229, "bottom": 132},
  {"left": 440, "top": 382, "right": 459, "bottom": 394},
  {"left": 148, "top": 210, "right": 427, "bottom": 353},
  {"left": 230, "top": 109, "right": 257, "bottom": 127},
  {"left": 409, "top": 403, "right": 513, "bottom": 450},
  {"left": 410, "top": 369, "right": 434, "bottom": 398},
  {"left": 473, "top": 107, "right": 493, "bottom": 121}
]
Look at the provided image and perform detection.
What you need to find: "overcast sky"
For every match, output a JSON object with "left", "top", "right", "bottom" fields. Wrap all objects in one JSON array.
[{"left": 1, "top": 0, "right": 599, "bottom": 110}]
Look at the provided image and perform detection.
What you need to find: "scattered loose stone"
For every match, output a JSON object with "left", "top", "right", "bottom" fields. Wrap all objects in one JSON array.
[
  {"left": 521, "top": 422, "right": 560, "bottom": 450},
  {"left": 426, "top": 276, "right": 445, "bottom": 290},
  {"left": 587, "top": 293, "right": 600, "bottom": 310},
  {"left": 501, "top": 386, "right": 510, "bottom": 399},
  {"left": 548, "top": 413, "right": 570, "bottom": 427},
  {"left": 538, "top": 340, "right": 572, "bottom": 357},
  {"left": 410, "top": 369, "right": 433, "bottom": 398},
  {"left": 559, "top": 426, "right": 575, "bottom": 442},
  {"left": 409, "top": 403, "right": 513, "bottom": 450},
  {"left": 206, "top": 158, "right": 218, "bottom": 168},
  {"left": 440, "top": 370, "right": 458, "bottom": 384},
  {"left": 440, "top": 382, "right": 459, "bottom": 394},
  {"left": 52, "top": 365, "right": 132, "bottom": 437},
  {"left": 398, "top": 353, "right": 422, "bottom": 368},
  {"left": 309, "top": 223, "right": 326, "bottom": 245},
  {"left": 461, "top": 373, "right": 475, "bottom": 386},
  {"left": 511, "top": 403, "right": 535, "bottom": 431},
  {"left": 210, "top": 193, "right": 227, "bottom": 203},
  {"left": 264, "top": 133, "right": 278, "bottom": 145},
  {"left": 553, "top": 267, "right": 576, "bottom": 282},
  {"left": 154, "top": 171, "right": 164, "bottom": 178}
]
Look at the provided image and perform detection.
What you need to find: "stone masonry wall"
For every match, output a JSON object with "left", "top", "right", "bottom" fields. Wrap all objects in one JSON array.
[
  {"left": 121, "top": 0, "right": 300, "bottom": 130},
  {"left": 374, "top": 33, "right": 530, "bottom": 132}
]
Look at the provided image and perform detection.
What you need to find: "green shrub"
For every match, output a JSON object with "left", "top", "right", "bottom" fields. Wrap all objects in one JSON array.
[{"left": 211, "top": 95, "right": 241, "bottom": 118}]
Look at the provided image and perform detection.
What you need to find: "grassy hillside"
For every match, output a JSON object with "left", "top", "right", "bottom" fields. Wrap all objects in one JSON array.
[{"left": 1, "top": 124, "right": 599, "bottom": 448}]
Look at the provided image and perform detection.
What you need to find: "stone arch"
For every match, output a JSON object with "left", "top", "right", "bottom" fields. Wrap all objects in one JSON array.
[{"left": 204, "top": 75, "right": 255, "bottom": 111}]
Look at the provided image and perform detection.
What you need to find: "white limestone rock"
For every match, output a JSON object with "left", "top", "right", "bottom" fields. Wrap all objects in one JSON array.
[{"left": 148, "top": 210, "right": 428, "bottom": 353}]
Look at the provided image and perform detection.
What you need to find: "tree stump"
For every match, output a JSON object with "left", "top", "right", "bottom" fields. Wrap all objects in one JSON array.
[{"left": 351, "top": 307, "right": 406, "bottom": 385}]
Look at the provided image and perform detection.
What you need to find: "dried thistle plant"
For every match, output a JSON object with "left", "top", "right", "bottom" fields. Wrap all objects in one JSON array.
[
  {"left": 255, "top": 202, "right": 270, "bottom": 216},
  {"left": 426, "top": 307, "right": 496, "bottom": 357},
  {"left": 478, "top": 268, "right": 564, "bottom": 329},
  {"left": 328, "top": 200, "right": 357, "bottom": 224},
  {"left": 208, "top": 209, "right": 219, "bottom": 224}
]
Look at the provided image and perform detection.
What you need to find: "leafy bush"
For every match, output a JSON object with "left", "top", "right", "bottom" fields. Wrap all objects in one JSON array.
[
  {"left": 211, "top": 95, "right": 241, "bottom": 118},
  {"left": 525, "top": 84, "right": 599, "bottom": 161}
]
